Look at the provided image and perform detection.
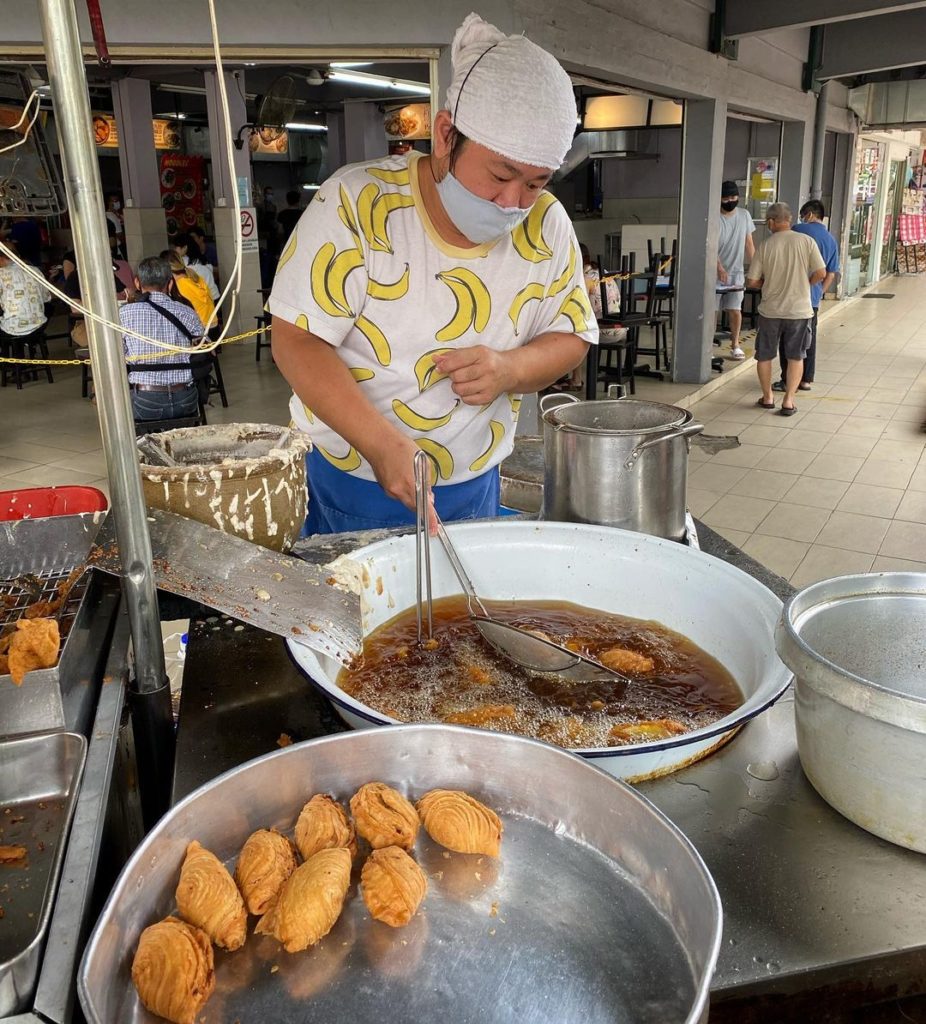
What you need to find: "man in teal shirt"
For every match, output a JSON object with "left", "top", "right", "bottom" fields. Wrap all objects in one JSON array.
[{"left": 774, "top": 199, "right": 839, "bottom": 392}]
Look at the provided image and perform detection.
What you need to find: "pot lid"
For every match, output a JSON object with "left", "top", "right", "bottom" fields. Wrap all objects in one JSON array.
[{"left": 546, "top": 399, "right": 688, "bottom": 435}]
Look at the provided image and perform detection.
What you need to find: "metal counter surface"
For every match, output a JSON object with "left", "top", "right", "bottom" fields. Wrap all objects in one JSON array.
[{"left": 171, "top": 521, "right": 926, "bottom": 1020}]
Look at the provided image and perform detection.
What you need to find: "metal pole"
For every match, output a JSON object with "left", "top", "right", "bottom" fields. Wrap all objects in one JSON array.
[
  {"left": 810, "top": 81, "right": 831, "bottom": 201},
  {"left": 39, "top": 0, "right": 175, "bottom": 816}
]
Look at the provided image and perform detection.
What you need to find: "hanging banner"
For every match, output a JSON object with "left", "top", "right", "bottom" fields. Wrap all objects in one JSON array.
[
  {"left": 160, "top": 154, "right": 205, "bottom": 237},
  {"left": 152, "top": 119, "right": 182, "bottom": 151},
  {"left": 92, "top": 114, "right": 181, "bottom": 151}
]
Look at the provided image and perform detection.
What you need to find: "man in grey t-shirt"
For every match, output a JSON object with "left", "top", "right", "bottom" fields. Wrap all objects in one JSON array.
[{"left": 716, "top": 181, "right": 755, "bottom": 360}]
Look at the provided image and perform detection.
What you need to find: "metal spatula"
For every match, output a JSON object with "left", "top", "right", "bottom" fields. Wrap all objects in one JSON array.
[
  {"left": 414, "top": 452, "right": 629, "bottom": 687},
  {"left": 89, "top": 507, "right": 362, "bottom": 666}
]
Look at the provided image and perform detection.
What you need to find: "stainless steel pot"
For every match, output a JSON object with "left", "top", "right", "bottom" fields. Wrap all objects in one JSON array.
[
  {"left": 776, "top": 572, "right": 926, "bottom": 853},
  {"left": 541, "top": 394, "right": 703, "bottom": 541}
]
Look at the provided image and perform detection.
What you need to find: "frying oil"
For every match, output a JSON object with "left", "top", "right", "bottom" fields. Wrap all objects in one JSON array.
[{"left": 337, "top": 596, "right": 742, "bottom": 748}]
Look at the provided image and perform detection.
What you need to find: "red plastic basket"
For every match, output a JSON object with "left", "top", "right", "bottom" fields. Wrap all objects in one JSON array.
[{"left": 0, "top": 485, "right": 109, "bottom": 522}]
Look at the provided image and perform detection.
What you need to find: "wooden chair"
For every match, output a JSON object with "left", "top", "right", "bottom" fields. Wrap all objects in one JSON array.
[
  {"left": 0, "top": 327, "right": 53, "bottom": 389},
  {"left": 255, "top": 314, "right": 273, "bottom": 362}
]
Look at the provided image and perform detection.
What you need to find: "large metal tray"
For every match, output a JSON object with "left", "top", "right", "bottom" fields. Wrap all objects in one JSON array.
[
  {"left": 0, "top": 730, "right": 87, "bottom": 1015},
  {"left": 79, "top": 725, "right": 721, "bottom": 1024}
]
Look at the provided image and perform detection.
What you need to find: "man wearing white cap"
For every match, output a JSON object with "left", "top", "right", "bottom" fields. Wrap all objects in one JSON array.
[{"left": 269, "top": 13, "right": 596, "bottom": 534}]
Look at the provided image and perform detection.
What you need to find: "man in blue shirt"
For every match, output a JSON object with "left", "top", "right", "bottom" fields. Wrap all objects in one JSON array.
[{"left": 773, "top": 199, "right": 839, "bottom": 392}]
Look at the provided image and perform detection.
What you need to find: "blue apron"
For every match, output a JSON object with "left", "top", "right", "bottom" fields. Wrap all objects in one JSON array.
[{"left": 303, "top": 449, "right": 501, "bottom": 535}]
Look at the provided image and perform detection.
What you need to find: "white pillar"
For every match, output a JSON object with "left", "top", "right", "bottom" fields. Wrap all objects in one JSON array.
[
  {"left": 111, "top": 78, "right": 168, "bottom": 266},
  {"left": 204, "top": 70, "right": 262, "bottom": 335},
  {"left": 674, "top": 98, "right": 728, "bottom": 384}
]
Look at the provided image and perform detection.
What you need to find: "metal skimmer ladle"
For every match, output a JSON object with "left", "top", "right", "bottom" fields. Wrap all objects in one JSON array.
[{"left": 414, "top": 451, "right": 630, "bottom": 687}]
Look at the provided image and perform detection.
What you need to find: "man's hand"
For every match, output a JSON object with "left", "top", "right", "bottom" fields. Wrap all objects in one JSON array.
[
  {"left": 433, "top": 346, "right": 514, "bottom": 406},
  {"left": 717, "top": 265, "right": 729, "bottom": 285},
  {"left": 366, "top": 432, "right": 437, "bottom": 531}
]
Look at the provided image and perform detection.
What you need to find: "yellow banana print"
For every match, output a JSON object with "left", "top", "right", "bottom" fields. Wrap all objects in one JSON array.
[
  {"left": 511, "top": 192, "right": 557, "bottom": 263},
  {"left": 556, "top": 285, "right": 595, "bottom": 333},
  {"left": 277, "top": 230, "right": 298, "bottom": 273},
  {"left": 356, "top": 315, "right": 391, "bottom": 366},
  {"left": 349, "top": 367, "right": 375, "bottom": 382},
  {"left": 470, "top": 420, "right": 506, "bottom": 473},
  {"left": 310, "top": 242, "right": 364, "bottom": 318},
  {"left": 416, "top": 438, "right": 454, "bottom": 481},
  {"left": 356, "top": 183, "right": 380, "bottom": 248},
  {"left": 508, "top": 282, "right": 546, "bottom": 335},
  {"left": 338, "top": 184, "right": 361, "bottom": 243},
  {"left": 367, "top": 166, "right": 411, "bottom": 186},
  {"left": 370, "top": 193, "right": 415, "bottom": 254},
  {"left": 547, "top": 243, "right": 577, "bottom": 298},
  {"left": 507, "top": 393, "right": 522, "bottom": 417},
  {"left": 318, "top": 444, "right": 362, "bottom": 472},
  {"left": 392, "top": 397, "right": 458, "bottom": 431},
  {"left": 414, "top": 347, "right": 453, "bottom": 392},
  {"left": 295, "top": 313, "right": 310, "bottom": 332},
  {"left": 435, "top": 267, "right": 492, "bottom": 342},
  {"left": 367, "top": 263, "right": 410, "bottom": 301},
  {"left": 301, "top": 403, "right": 315, "bottom": 424}
]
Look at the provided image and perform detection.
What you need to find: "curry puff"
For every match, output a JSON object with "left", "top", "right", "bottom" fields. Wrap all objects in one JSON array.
[
  {"left": 417, "top": 789, "right": 503, "bottom": 857},
  {"left": 350, "top": 782, "right": 419, "bottom": 851},
  {"left": 295, "top": 794, "right": 357, "bottom": 861},
  {"left": 361, "top": 846, "right": 428, "bottom": 928},
  {"left": 0, "top": 618, "right": 60, "bottom": 686},
  {"left": 255, "top": 847, "right": 351, "bottom": 953},
  {"left": 234, "top": 829, "right": 297, "bottom": 917},
  {"left": 175, "top": 840, "right": 247, "bottom": 951},
  {"left": 131, "top": 916, "right": 215, "bottom": 1024}
]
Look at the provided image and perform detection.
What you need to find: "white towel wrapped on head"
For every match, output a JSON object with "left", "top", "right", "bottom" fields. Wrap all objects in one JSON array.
[{"left": 444, "top": 12, "right": 577, "bottom": 171}]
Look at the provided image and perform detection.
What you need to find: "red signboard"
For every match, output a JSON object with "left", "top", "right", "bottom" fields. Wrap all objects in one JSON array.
[{"left": 159, "top": 154, "right": 205, "bottom": 238}]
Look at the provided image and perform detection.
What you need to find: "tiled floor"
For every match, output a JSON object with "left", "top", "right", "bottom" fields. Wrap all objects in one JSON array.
[{"left": 1, "top": 275, "right": 924, "bottom": 588}]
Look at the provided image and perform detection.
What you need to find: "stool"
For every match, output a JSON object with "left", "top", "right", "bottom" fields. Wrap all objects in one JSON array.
[
  {"left": 75, "top": 347, "right": 93, "bottom": 398},
  {"left": 0, "top": 328, "right": 53, "bottom": 389},
  {"left": 255, "top": 314, "right": 272, "bottom": 362}
]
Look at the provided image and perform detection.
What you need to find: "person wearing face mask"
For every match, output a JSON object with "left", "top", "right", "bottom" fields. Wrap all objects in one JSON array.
[
  {"left": 269, "top": 13, "right": 596, "bottom": 534},
  {"left": 716, "top": 182, "right": 755, "bottom": 360}
]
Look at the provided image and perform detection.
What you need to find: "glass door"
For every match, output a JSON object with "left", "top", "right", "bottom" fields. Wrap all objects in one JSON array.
[
  {"left": 879, "top": 159, "right": 906, "bottom": 278},
  {"left": 847, "top": 143, "right": 882, "bottom": 293}
]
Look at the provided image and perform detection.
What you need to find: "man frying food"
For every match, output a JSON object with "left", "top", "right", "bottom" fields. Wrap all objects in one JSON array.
[{"left": 269, "top": 13, "right": 597, "bottom": 534}]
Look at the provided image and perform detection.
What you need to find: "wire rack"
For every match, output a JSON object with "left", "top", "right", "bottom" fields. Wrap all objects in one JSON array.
[{"left": 0, "top": 568, "right": 88, "bottom": 648}]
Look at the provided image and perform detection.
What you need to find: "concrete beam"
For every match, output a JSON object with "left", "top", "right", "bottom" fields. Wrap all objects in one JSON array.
[
  {"left": 674, "top": 98, "right": 727, "bottom": 385},
  {"left": 778, "top": 118, "right": 815, "bottom": 214},
  {"left": 725, "top": 0, "right": 926, "bottom": 39},
  {"left": 818, "top": 9, "right": 926, "bottom": 78}
]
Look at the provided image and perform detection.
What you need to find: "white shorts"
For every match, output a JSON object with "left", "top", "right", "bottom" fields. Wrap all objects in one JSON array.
[{"left": 716, "top": 274, "right": 745, "bottom": 311}]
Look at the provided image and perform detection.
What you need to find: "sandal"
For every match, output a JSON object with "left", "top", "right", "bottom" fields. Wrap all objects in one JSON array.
[
  {"left": 779, "top": 405, "right": 797, "bottom": 417},
  {"left": 798, "top": 382, "right": 812, "bottom": 391},
  {"left": 756, "top": 398, "right": 775, "bottom": 409}
]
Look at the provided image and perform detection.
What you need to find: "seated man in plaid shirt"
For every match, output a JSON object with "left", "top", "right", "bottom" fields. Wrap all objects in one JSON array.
[{"left": 120, "top": 255, "right": 204, "bottom": 422}]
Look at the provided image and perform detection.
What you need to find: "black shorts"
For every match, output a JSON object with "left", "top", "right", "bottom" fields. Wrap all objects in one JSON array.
[{"left": 755, "top": 315, "right": 812, "bottom": 362}]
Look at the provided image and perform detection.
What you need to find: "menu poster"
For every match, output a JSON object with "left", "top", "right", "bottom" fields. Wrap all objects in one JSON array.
[
  {"left": 152, "top": 119, "right": 182, "bottom": 151},
  {"left": 249, "top": 127, "right": 289, "bottom": 155},
  {"left": 92, "top": 113, "right": 181, "bottom": 151},
  {"left": 160, "top": 154, "right": 205, "bottom": 237},
  {"left": 384, "top": 103, "right": 431, "bottom": 141}
]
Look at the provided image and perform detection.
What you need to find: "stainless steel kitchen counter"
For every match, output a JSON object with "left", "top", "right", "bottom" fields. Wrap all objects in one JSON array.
[{"left": 171, "top": 520, "right": 926, "bottom": 1021}]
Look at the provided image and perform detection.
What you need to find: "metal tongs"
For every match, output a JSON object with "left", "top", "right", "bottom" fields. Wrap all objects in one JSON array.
[{"left": 414, "top": 451, "right": 630, "bottom": 687}]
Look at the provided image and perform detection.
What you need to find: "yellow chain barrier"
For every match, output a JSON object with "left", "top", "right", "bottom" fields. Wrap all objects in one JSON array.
[{"left": 0, "top": 324, "right": 270, "bottom": 367}]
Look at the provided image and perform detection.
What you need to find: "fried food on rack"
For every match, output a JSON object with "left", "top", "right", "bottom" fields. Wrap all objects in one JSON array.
[
  {"left": 234, "top": 829, "right": 297, "bottom": 917},
  {"left": 599, "top": 647, "right": 655, "bottom": 675},
  {"left": 442, "top": 703, "right": 516, "bottom": 727},
  {"left": 609, "top": 719, "right": 686, "bottom": 744},
  {"left": 350, "top": 782, "right": 419, "bottom": 851},
  {"left": 0, "top": 844, "right": 27, "bottom": 864},
  {"left": 131, "top": 916, "right": 215, "bottom": 1024},
  {"left": 416, "top": 790, "right": 503, "bottom": 857},
  {"left": 5, "top": 618, "right": 60, "bottom": 685},
  {"left": 361, "top": 845, "right": 427, "bottom": 928},
  {"left": 255, "top": 847, "right": 351, "bottom": 953},
  {"left": 175, "top": 840, "right": 247, "bottom": 951},
  {"left": 294, "top": 794, "right": 357, "bottom": 861}
]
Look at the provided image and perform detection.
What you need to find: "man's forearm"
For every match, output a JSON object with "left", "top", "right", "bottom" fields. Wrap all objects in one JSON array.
[
  {"left": 745, "top": 278, "right": 762, "bottom": 290},
  {"left": 503, "top": 333, "right": 590, "bottom": 393},
  {"left": 823, "top": 272, "right": 836, "bottom": 293}
]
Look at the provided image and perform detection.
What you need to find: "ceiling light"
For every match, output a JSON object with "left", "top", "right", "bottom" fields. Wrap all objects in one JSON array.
[
  {"left": 302, "top": 183, "right": 320, "bottom": 190},
  {"left": 328, "top": 70, "right": 431, "bottom": 95},
  {"left": 244, "top": 62, "right": 256, "bottom": 67},
  {"left": 330, "top": 62, "right": 372, "bottom": 68},
  {"left": 285, "top": 122, "right": 328, "bottom": 132}
]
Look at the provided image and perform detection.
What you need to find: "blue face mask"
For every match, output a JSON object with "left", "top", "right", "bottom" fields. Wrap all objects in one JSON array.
[{"left": 436, "top": 170, "right": 529, "bottom": 244}]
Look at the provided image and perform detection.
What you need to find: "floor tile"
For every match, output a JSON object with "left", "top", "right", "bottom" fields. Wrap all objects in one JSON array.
[
  {"left": 0, "top": 456, "right": 39, "bottom": 478},
  {"left": 774, "top": 430, "right": 831, "bottom": 453},
  {"left": 866, "top": 386, "right": 909, "bottom": 404},
  {"left": 880, "top": 519, "right": 926, "bottom": 559},
  {"left": 728, "top": 468, "right": 799, "bottom": 500},
  {"left": 706, "top": 444, "right": 769, "bottom": 468},
  {"left": 907, "top": 464, "right": 926, "bottom": 492},
  {"left": 742, "top": 534, "right": 810, "bottom": 579},
  {"left": 756, "top": 447, "right": 817, "bottom": 474},
  {"left": 815, "top": 510, "right": 890, "bottom": 554},
  {"left": 836, "top": 482, "right": 904, "bottom": 519},
  {"left": 854, "top": 458, "right": 915, "bottom": 489},
  {"left": 790, "top": 545, "right": 875, "bottom": 587},
  {"left": 791, "top": 412, "right": 846, "bottom": 434},
  {"left": 838, "top": 417, "right": 888, "bottom": 438},
  {"left": 782, "top": 476, "right": 850, "bottom": 510},
  {"left": 821, "top": 434, "right": 878, "bottom": 458},
  {"left": 48, "top": 451, "right": 108, "bottom": 476},
  {"left": 10, "top": 465, "right": 101, "bottom": 487},
  {"left": 737, "top": 424, "right": 796, "bottom": 448},
  {"left": 881, "top": 420, "right": 926, "bottom": 440},
  {"left": 805, "top": 453, "right": 863, "bottom": 482},
  {"left": 18, "top": 430, "right": 103, "bottom": 454},
  {"left": 854, "top": 401, "right": 898, "bottom": 420},
  {"left": 754, "top": 502, "right": 831, "bottom": 543},
  {"left": 687, "top": 463, "right": 750, "bottom": 494},
  {"left": 894, "top": 490, "right": 926, "bottom": 525},
  {"left": 870, "top": 554, "right": 926, "bottom": 573},
  {"left": 0, "top": 441, "right": 78, "bottom": 464},
  {"left": 701, "top": 493, "right": 777, "bottom": 532},
  {"left": 868, "top": 438, "right": 925, "bottom": 464},
  {"left": 686, "top": 487, "right": 722, "bottom": 517}
]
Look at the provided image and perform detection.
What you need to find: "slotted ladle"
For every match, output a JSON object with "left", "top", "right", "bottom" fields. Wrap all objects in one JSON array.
[{"left": 414, "top": 450, "right": 630, "bottom": 687}]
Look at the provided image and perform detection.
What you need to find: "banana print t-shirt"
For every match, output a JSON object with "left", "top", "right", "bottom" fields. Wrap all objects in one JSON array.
[{"left": 268, "top": 152, "right": 597, "bottom": 485}]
